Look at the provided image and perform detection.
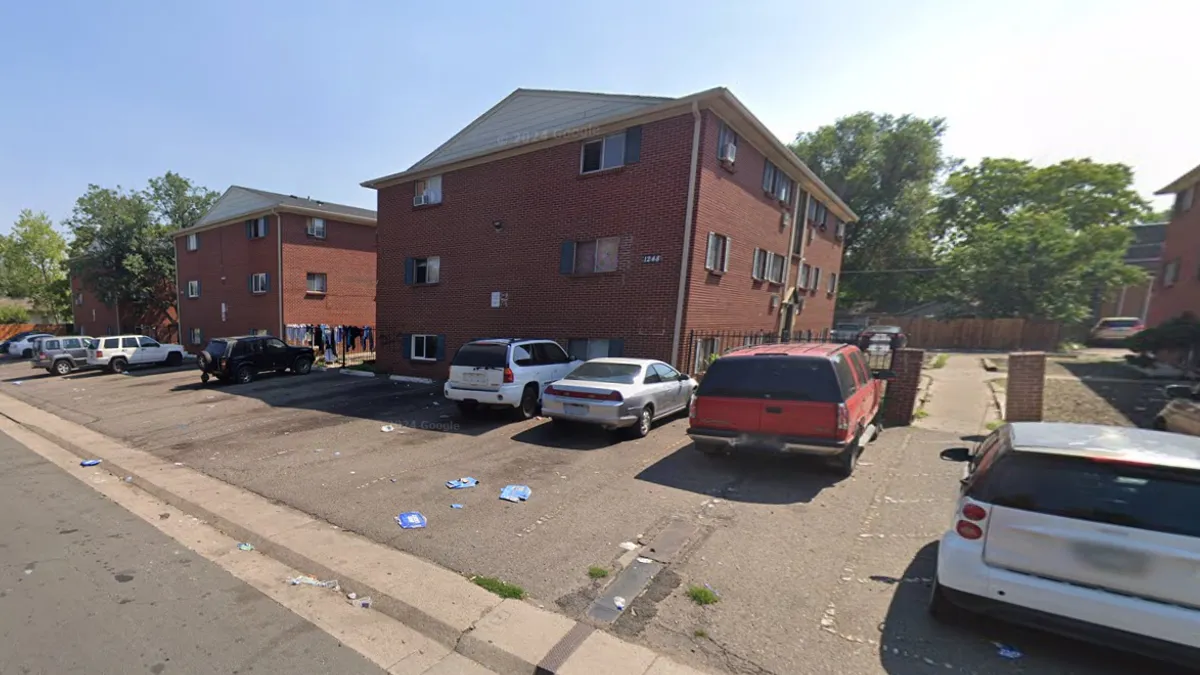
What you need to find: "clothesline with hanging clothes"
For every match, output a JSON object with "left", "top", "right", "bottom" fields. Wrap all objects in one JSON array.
[{"left": 284, "top": 324, "right": 375, "bottom": 352}]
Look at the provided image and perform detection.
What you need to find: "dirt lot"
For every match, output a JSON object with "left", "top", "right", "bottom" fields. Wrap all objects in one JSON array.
[{"left": 0, "top": 357, "right": 1186, "bottom": 675}]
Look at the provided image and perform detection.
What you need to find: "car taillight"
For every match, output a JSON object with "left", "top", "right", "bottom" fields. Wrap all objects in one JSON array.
[
  {"left": 545, "top": 385, "right": 565, "bottom": 397},
  {"left": 955, "top": 521, "right": 983, "bottom": 540},
  {"left": 603, "top": 390, "right": 623, "bottom": 402},
  {"left": 961, "top": 503, "right": 987, "bottom": 521},
  {"left": 503, "top": 367, "right": 514, "bottom": 384},
  {"left": 836, "top": 403, "right": 849, "bottom": 432},
  {"left": 955, "top": 500, "right": 989, "bottom": 540},
  {"left": 95, "top": 350, "right": 103, "bottom": 358}
]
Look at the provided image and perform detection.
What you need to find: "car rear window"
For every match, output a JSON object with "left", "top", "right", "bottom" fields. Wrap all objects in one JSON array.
[
  {"left": 453, "top": 343, "right": 508, "bottom": 368},
  {"left": 102, "top": 338, "right": 118, "bottom": 349},
  {"left": 1099, "top": 319, "right": 1140, "bottom": 328},
  {"left": 204, "top": 341, "right": 228, "bottom": 357},
  {"left": 969, "top": 452, "right": 1200, "bottom": 539},
  {"left": 564, "top": 362, "right": 641, "bottom": 384},
  {"left": 697, "top": 356, "right": 843, "bottom": 402},
  {"left": 43, "top": 339, "right": 60, "bottom": 350}
]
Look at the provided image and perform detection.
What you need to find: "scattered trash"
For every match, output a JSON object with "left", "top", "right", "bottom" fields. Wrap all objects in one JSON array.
[
  {"left": 334, "top": 451, "right": 341, "bottom": 456},
  {"left": 11, "top": 381, "right": 21, "bottom": 385},
  {"left": 636, "top": 557, "right": 653, "bottom": 564},
  {"left": 499, "top": 485, "right": 531, "bottom": 503},
  {"left": 381, "top": 425, "right": 395, "bottom": 432},
  {"left": 236, "top": 543, "right": 254, "bottom": 552},
  {"left": 396, "top": 511, "right": 428, "bottom": 529},
  {"left": 614, "top": 596, "right": 626, "bottom": 610},
  {"left": 124, "top": 476, "right": 133, "bottom": 483},
  {"left": 158, "top": 513, "right": 170, "bottom": 520},
  {"left": 288, "top": 575, "right": 338, "bottom": 589},
  {"left": 173, "top": 462, "right": 183, "bottom": 466},
  {"left": 390, "top": 478, "right": 397, "bottom": 483},
  {"left": 993, "top": 643, "right": 1022, "bottom": 659},
  {"left": 451, "top": 504, "right": 464, "bottom": 509},
  {"left": 704, "top": 583, "right": 720, "bottom": 598},
  {"left": 80, "top": 459, "right": 102, "bottom": 467},
  {"left": 349, "top": 596, "right": 373, "bottom": 609},
  {"left": 619, "top": 542, "right": 638, "bottom": 551},
  {"left": 346, "top": 592, "right": 357, "bottom": 600},
  {"left": 446, "top": 476, "right": 479, "bottom": 489}
]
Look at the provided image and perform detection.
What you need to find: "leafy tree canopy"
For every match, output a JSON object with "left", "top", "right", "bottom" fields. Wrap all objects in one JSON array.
[{"left": 1, "top": 209, "right": 70, "bottom": 322}]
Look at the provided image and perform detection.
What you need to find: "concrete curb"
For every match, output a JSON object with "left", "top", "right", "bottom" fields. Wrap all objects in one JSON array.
[
  {"left": 985, "top": 379, "right": 1006, "bottom": 421},
  {"left": 338, "top": 368, "right": 375, "bottom": 378},
  {"left": 390, "top": 374, "right": 436, "bottom": 385},
  {"left": 0, "top": 392, "right": 711, "bottom": 675}
]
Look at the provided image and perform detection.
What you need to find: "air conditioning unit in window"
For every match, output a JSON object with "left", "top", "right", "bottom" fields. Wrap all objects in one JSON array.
[
  {"left": 770, "top": 293, "right": 780, "bottom": 309},
  {"left": 722, "top": 143, "right": 737, "bottom": 163},
  {"left": 413, "top": 194, "right": 429, "bottom": 207},
  {"left": 781, "top": 212, "right": 791, "bottom": 228}
]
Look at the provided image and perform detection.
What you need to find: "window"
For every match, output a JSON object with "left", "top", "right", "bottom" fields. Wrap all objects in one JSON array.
[
  {"left": 103, "top": 338, "right": 118, "bottom": 349},
  {"left": 717, "top": 122, "right": 738, "bottom": 162},
  {"left": 186, "top": 280, "right": 200, "bottom": 298},
  {"left": 407, "top": 256, "right": 440, "bottom": 284},
  {"left": 74, "top": 292, "right": 83, "bottom": 305},
  {"left": 762, "top": 161, "right": 794, "bottom": 204},
  {"left": 251, "top": 329, "right": 271, "bottom": 336},
  {"left": 121, "top": 337, "right": 138, "bottom": 349},
  {"left": 561, "top": 238, "right": 619, "bottom": 275},
  {"left": 816, "top": 203, "right": 828, "bottom": 228},
  {"left": 531, "top": 342, "right": 572, "bottom": 364},
  {"left": 308, "top": 218, "right": 326, "bottom": 239},
  {"left": 62, "top": 338, "right": 81, "bottom": 350},
  {"left": 138, "top": 337, "right": 159, "bottom": 348},
  {"left": 695, "top": 337, "right": 720, "bottom": 372},
  {"left": 245, "top": 216, "right": 269, "bottom": 239},
  {"left": 798, "top": 263, "right": 812, "bottom": 289},
  {"left": 565, "top": 361, "right": 641, "bottom": 384},
  {"left": 1175, "top": 185, "right": 1195, "bottom": 216},
  {"left": 1164, "top": 259, "right": 1180, "bottom": 287},
  {"left": 264, "top": 338, "right": 288, "bottom": 356},
  {"left": 566, "top": 338, "right": 623, "bottom": 360},
  {"left": 306, "top": 273, "right": 327, "bottom": 294},
  {"left": 415, "top": 176, "right": 442, "bottom": 205},
  {"left": 835, "top": 218, "right": 846, "bottom": 240},
  {"left": 752, "top": 248, "right": 766, "bottom": 280},
  {"left": 189, "top": 328, "right": 202, "bottom": 345},
  {"left": 43, "top": 339, "right": 60, "bottom": 351},
  {"left": 811, "top": 267, "right": 822, "bottom": 292},
  {"left": 650, "top": 363, "right": 682, "bottom": 383},
  {"left": 580, "top": 127, "right": 641, "bottom": 173},
  {"left": 186, "top": 233, "right": 199, "bottom": 251},
  {"left": 250, "top": 273, "right": 269, "bottom": 294},
  {"left": 411, "top": 334, "right": 439, "bottom": 361},
  {"left": 828, "top": 272, "right": 838, "bottom": 295},
  {"left": 698, "top": 356, "right": 845, "bottom": 402},
  {"left": 705, "top": 233, "right": 730, "bottom": 273},
  {"left": 767, "top": 252, "right": 784, "bottom": 284}
]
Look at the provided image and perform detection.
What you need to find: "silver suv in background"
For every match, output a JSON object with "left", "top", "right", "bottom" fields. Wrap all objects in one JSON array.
[{"left": 33, "top": 336, "right": 97, "bottom": 375}]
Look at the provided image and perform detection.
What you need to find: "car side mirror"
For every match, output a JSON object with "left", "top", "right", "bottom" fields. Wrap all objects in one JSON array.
[
  {"left": 872, "top": 369, "right": 895, "bottom": 381},
  {"left": 1165, "top": 384, "right": 1193, "bottom": 400},
  {"left": 940, "top": 447, "right": 972, "bottom": 463},
  {"left": 677, "top": 373, "right": 690, "bottom": 381}
]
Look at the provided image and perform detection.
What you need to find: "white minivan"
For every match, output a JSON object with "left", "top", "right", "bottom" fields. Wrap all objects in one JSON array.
[{"left": 444, "top": 339, "right": 582, "bottom": 419}]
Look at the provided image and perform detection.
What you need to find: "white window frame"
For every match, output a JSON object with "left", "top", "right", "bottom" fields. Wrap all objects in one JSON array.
[
  {"left": 74, "top": 292, "right": 83, "bottom": 305},
  {"left": 695, "top": 337, "right": 720, "bottom": 372},
  {"left": 186, "top": 280, "right": 200, "bottom": 298},
  {"left": 247, "top": 216, "right": 268, "bottom": 239},
  {"left": 811, "top": 267, "right": 822, "bottom": 292},
  {"left": 189, "top": 328, "right": 202, "bottom": 345},
  {"left": 798, "top": 263, "right": 811, "bottom": 289},
  {"left": 414, "top": 256, "right": 440, "bottom": 284},
  {"left": 705, "top": 233, "right": 730, "bottom": 273},
  {"left": 752, "top": 248, "right": 766, "bottom": 281},
  {"left": 307, "top": 218, "right": 327, "bottom": 239},
  {"left": 717, "top": 122, "right": 738, "bottom": 162},
  {"left": 306, "top": 272, "right": 327, "bottom": 294},
  {"left": 1164, "top": 259, "right": 1180, "bottom": 287},
  {"left": 580, "top": 132, "right": 627, "bottom": 174},
  {"left": 411, "top": 334, "right": 438, "bottom": 361},
  {"left": 415, "top": 176, "right": 443, "bottom": 205},
  {"left": 828, "top": 272, "right": 838, "bottom": 295},
  {"left": 767, "top": 252, "right": 785, "bottom": 284},
  {"left": 251, "top": 273, "right": 268, "bottom": 294},
  {"left": 835, "top": 219, "right": 846, "bottom": 240},
  {"left": 186, "top": 233, "right": 198, "bottom": 251}
]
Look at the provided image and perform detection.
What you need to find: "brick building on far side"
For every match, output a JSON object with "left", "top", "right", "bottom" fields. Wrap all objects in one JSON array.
[
  {"left": 70, "top": 273, "right": 177, "bottom": 342},
  {"left": 1149, "top": 163, "right": 1200, "bottom": 328},
  {"left": 173, "top": 186, "right": 376, "bottom": 351},
  {"left": 363, "top": 87, "right": 857, "bottom": 377}
]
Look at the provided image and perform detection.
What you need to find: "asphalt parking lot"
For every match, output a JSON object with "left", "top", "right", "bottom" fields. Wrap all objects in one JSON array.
[{"left": 0, "top": 356, "right": 1188, "bottom": 675}]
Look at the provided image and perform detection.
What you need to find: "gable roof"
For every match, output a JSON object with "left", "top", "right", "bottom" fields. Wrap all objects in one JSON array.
[
  {"left": 1157, "top": 162, "right": 1200, "bottom": 194},
  {"left": 362, "top": 87, "right": 857, "bottom": 223},
  {"left": 179, "top": 186, "right": 376, "bottom": 236}
]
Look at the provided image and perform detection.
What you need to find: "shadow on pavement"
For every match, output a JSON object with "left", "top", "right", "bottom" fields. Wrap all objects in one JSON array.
[
  {"left": 634, "top": 442, "right": 838, "bottom": 504},
  {"left": 510, "top": 421, "right": 624, "bottom": 450},
  {"left": 1056, "top": 361, "right": 1167, "bottom": 429}
]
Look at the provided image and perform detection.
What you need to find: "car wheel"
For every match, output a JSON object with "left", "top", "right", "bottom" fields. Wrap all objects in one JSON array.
[
  {"left": 235, "top": 365, "right": 253, "bottom": 385},
  {"left": 628, "top": 405, "right": 653, "bottom": 439},
  {"left": 517, "top": 385, "right": 539, "bottom": 420},
  {"left": 292, "top": 357, "right": 312, "bottom": 375},
  {"left": 21, "top": 348, "right": 32, "bottom": 359},
  {"left": 109, "top": 357, "right": 128, "bottom": 374},
  {"left": 457, "top": 401, "right": 479, "bottom": 417},
  {"left": 166, "top": 352, "right": 183, "bottom": 367},
  {"left": 53, "top": 360, "right": 72, "bottom": 376},
  {"left": 201, "top": 372, "right": 210, "bottom": 385},
  {"left": 830, "top": 440, "right": 860, "bottom": 478},
  {"left": 927, "top": 577, "right": 961, "bottom": 621},
  {"left": 1153, "top": 416, "right": 1168, "bottom": 431}
]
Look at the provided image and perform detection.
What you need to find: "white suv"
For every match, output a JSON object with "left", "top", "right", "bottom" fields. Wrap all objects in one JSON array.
[
  {"left": 444, "top": 339, "right": 582, "bottom": 419},
  {"left": 86, "top": 335, "right": 186, "bottom": 374},
  {"left": 932, "top": 422, "right": 1200, "bottom": 667}
]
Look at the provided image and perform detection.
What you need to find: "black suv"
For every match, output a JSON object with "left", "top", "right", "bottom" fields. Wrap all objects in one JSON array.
[{"left": 198, "top": 335, "right": 315, "bottom": 385}]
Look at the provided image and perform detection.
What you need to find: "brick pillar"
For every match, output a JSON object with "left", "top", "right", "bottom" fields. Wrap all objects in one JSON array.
[
  {"left": 1006, "top": 351, "right": 1045, "bottom": 422},
  {"left": 883, "top": 348, "right": 925, "bottom": 426}
]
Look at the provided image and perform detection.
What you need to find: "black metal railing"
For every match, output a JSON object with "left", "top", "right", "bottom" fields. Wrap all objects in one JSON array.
[{"left": 683, "top": 328, "right": 897, "bottom": 374}]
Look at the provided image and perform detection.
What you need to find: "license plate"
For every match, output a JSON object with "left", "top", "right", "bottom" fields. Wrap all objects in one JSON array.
[
  {"left": 564, "top": 403, "right": 589, "bottom": 415},
  {"left": 463, "top": 372, "right": 487, "bottom": 385},
  {"left": 1071, "top": 542, "right": 1148, "bottom": 575}
]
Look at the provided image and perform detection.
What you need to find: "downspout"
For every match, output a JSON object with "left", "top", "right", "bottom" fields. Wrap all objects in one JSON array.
[
  {"left": 777, "top": 186, "right": 806, "bottom": 334},
  {"left": 276, "top": 210, "right": 284, "bottom": 339},
  {"left": 670, "top": 102, "right": 704, "bottom": 368},
  {"left": 173, "top": 235, "right": 181, "bottom": 345}
]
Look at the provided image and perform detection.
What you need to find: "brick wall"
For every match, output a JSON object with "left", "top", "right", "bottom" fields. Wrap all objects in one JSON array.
[
  {"left": 1005, "top": 351, "right": 1046, "bottom": 422},
  {"left": 279, "top": 213, "right": 376, "bottom": 328},
  {"left": 1148, "top": 200, "right": 1200, "bottom": 326},
  {"left": 883, "top": 348, "right": 924, "bottom": 426},
  {"left": 794, "top": 202, "right": 846, "bottom": 335},
  {"left": 175, "top": 216, "right": 281, "bottom": 350},
  {"left": 70, "top": 275, "right": 176, "bottom": 341}
]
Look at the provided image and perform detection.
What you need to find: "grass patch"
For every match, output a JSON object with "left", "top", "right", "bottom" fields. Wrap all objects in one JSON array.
[
  {"left": 687, "top": 585, "right": 720, "bottom": 606},
  {"left": 587, "top": 566, "right": 609, "bottom": 579},
  {"left": 985, "top": 420, "right": 1003, "bottom": 431},
  {"left": 345, "top": 362, "right": 375, "bottom": 373},
  {"left": 694, "top": 628, "right": 708, "bottom": 638},
  {"left": 913, "top": 408, "right": 930, "bottom": 420},
  {"left": 929, "top": 353, "right": 950, "bottom": 369},
  {"left": 471, "top": 576, "right": 525, "bottom": 599},
  {"left": 988, "top": 378, "right": 1007, "bottom": 394}
]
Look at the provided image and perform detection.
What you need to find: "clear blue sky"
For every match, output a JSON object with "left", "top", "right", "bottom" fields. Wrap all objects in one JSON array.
[{"left": 1, "top": 0, "right": 1192, "bottom": 232}]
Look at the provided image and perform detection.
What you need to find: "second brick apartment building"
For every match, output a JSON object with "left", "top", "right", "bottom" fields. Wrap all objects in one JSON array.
[
  {"left": 174, "top": 186, "right": 377, "bottom": 351},
  {"left": 1149, "top": 162, "right": 1200, "bottom": 327},
  {"left": 363, "top": 87, "right": 856, "bottom": 376}
]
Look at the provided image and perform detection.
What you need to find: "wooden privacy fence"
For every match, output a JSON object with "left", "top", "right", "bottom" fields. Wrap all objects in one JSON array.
[
  {"left": 868, "top": 317, "right": 1064, "bottom": 351},
  {"left": 0, "top": 324, "right": 70, "bottom": 341}
]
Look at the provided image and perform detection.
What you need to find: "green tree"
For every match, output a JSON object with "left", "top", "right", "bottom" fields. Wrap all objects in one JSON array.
[
  {"left": 0, "top": 305, "right": 30, "bottom": 324},
  {"left": 790, "top": 112, "right": 949, "bottom": 308},
  {"left": 145, "top": 171, "right": 219, "bottom": 230},
  {"left": 1, "top": 210, "right": 70, "bottom": 322}
]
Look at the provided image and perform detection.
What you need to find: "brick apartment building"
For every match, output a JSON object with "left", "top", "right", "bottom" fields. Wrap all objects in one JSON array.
[
  {"left": 70, "top": 273, "right": 178, "bottom": 342},
  {"left": 1094, "top": 221, "right": 1164, "bottom": 322},
  {"left": 363, "top": 87, "right": 856, "bottom": 377},
  {"left": 1148, "top": 164, "right": 1200, "bottom": 327},
  {"left": 173, "top": 186, "right": 376, "bottom": 351}
]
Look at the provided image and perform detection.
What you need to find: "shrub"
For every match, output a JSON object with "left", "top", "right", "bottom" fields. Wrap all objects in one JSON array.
[{"left": 0, "top": 306, "right": 30, "bottom": 324}]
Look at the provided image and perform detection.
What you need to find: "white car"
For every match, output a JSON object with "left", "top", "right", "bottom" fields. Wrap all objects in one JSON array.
[
  {"left": 8, "top": 333, "right": 54, "bottom": 358},
  {"left": 444, "top": 338, "right": 583, "bottom": 419},
  {"left": 932, "top": 422, "right": 1200, "bottom": 667},
  {"left": 542, "top": 358, "right": 697, "bottom": 438},
  {"left": 86, "top": 334, "right": 186, "bottom": 374}
]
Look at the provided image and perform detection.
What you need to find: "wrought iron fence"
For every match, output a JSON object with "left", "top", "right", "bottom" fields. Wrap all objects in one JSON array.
[{"left": 683, "top": 328, "right": 897, "bottom": 375}]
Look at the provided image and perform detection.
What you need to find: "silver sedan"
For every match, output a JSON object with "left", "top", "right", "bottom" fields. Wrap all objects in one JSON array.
[{"left": 541, "top": 358, "right": 698, "bottom": 438}]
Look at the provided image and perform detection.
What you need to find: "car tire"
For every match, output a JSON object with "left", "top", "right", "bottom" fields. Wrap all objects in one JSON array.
[
  {"left": 165, "top": 352, "right": 183, "bottom": 367},
  {"left": 201, "top": 372, "right": 210, "bottom": 385},
  {"left": 21, "top": 348, "right": 32, "bottom": 359},
  {"left": 628, "top": 405, "right": 653, "bottom": 439},
  {"left": 830, "top": 439, "right": 860, "bottom": 477},
  {"left": 292, "top": 357, "right": 313, "bottom": 375},
  {"left": 927, "top": 577, "right": 961, "bottom": 621},
  {"left": 457, "top": 400, "right": 479, "bottom": 417},
  {"left": 109, "top": 357, "right": 128, "bottom": 374},
  {"left": 235, "top": 365, "right": 253, "bottom": 385},
  {"left": 1153, "top": 416, "right": 1168, "bottom": 431},
  {"left": 516, "top": 385, "right": 539, "bottom": 420},
  {"left": 53, "top": 360, "right": 72, "bottom": 376}
]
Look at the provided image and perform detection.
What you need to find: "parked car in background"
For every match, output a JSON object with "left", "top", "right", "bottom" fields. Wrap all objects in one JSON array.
[
  {"left": 1, "top": 330, "right": 42, "bottom": 356},
  {"left": 687, "top": 342, "right": 891, "bottom": 476},
  {"left": 1088, "top": 317, "right": 1144, "bottom": 346},
  {"left": 7, "top": 332, "right": 54, "bottom": 359},
  {"left": 86, "top": 335, "right": 186, "bottom": 373},
  {"left": 33, "top": 336, "right": 97, "bottom": 375},
  {"left": 831, "top": 323, "right": 866, "bottom": 343},
  {"left": 542, "top": 358, "right": 697, "bottom": 438},
  {"left": 198, "top": 335, "right": 315, "bottom": 384},
  {"left": 857, "top": 325, "right": 907, "bottom": 355},
  {"left": 932, "top": 422, "right": 1200, "bottom": 668},
  {"left": 445, "top": 338, "right": 584, "bottom": 419}
]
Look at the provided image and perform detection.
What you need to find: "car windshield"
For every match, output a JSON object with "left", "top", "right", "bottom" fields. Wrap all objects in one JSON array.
[
  {"left": 870, "top": 326, "right": 901, "bottom": 334},
  {"left": 452, "top": 343, "right": 508, "bottom": 368},
  {"left": 835, "top": 324, "right": 861, "bottom": 331},
  {"left": 1099, "top": 319, "right": 1140, "bottom": 328},
  {"left": 564, "top": 362, "right": 641, "bottom": 384},
  {"left": 204, "top": 340, "right": 228, "bottom": 357},
  {"left": 697, "top": 356, "right": 844, "bottom": 402}
]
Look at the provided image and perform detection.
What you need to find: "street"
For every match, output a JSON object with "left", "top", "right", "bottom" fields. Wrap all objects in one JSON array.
[{"left": 0, "top": 427, "right": 386, "bottom": 675}]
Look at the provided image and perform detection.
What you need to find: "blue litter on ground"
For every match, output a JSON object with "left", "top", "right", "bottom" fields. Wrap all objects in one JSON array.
[
  {"left": 992, "top": 643, "right": 1022, "bottom": 659},
  {"left": 446, "top": 477, "right": 478, "bottom": 489},
  {"left": 396, "top": 511, "right": 427, "bottom": 529},
  {"left": 451, "top": 504, "right": 464, "bottom": 509},
  {"left": 80, "top": 459, "right": 102, "bottom": 467},
  {"left": 499, "top": 485, "right": 531, "bottom": 503}
]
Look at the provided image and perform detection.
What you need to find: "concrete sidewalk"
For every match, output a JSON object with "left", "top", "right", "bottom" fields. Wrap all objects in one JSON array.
[
  {"left": 0, "top": 391, "right": 710, "bottom": 675},
  {"left": 915, "top": 354, "right": 997, "bottom": 437}
]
